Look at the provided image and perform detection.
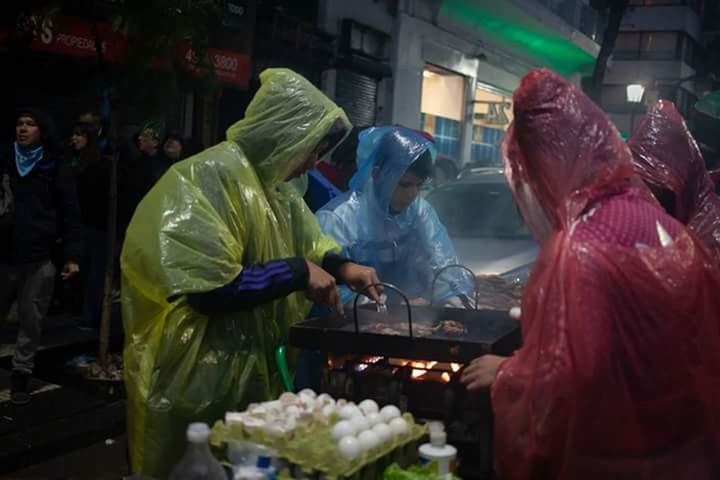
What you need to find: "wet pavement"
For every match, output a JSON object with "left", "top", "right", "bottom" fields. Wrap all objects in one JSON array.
[{"left": 0, "top": 313, "right": 126, "bottom": 477}]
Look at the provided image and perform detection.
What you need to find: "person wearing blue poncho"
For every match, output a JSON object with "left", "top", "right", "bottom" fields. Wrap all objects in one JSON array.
[{"left": 317, "top": 126, "right": 473, "bottom": 305}]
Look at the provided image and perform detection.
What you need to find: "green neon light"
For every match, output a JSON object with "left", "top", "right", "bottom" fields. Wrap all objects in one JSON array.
[{"left": 441, "top": 0, "right": 596, "bottom": 76}]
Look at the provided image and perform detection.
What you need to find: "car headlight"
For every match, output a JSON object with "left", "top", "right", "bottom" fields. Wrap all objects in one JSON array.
[{"left": 499, "top": 263, "right": 534, "bottom": 286}]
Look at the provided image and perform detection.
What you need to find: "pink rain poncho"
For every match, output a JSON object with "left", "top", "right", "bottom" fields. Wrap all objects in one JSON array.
[
  {"left": 493, "top": 69, "right": 720, "bottom": 480},
  {"left": 628, "top": 100, "right": 720, "bottom": 260}
]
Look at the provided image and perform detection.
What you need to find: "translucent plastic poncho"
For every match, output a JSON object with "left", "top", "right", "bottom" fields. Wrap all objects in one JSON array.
[
  {"left": 628, "top": 100, "right": 720, "bottom": 260},
  {"left": 121, "top": 68, "right": 349, "bottom": 478},
  {"left": 317, "top": 126, "right": 473, "bottom": 304},
  {"left": 494, "top": 69, "right": 720, "bottom": 479}
]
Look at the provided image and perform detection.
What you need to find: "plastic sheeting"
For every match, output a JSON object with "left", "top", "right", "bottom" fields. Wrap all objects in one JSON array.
[
  {"left": 317, "top": 126, "right": 473, "bottom": 304},
  {"left": 495, "top": 69, "right": 720, "bottom": 479},
  {"left": 121, "top": 68, "right": 349, "bottom": 478},
  {"left": 628, "top": 100, "right": 720, "bottom": 260}
]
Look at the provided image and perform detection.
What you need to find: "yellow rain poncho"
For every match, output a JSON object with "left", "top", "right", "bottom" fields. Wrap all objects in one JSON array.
[{"left": 121, "top": 68, "right": 350, "bottom": 478}]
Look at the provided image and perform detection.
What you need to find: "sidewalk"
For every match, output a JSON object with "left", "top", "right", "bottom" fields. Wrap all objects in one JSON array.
[
  {"left": 0, "top": 435, "right": 129, "bottom": 480},
  {"left": 0, "top": 310, "right": 126, "bottom": 475}
]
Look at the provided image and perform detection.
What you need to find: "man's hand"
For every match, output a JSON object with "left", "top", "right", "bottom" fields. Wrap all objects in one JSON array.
[
  {"left": 338, "top": 263, "right": 382, "bottom": 303},
  {"left": 461, "top": 354, "right": 507, "bottom": 392},
  {"left": 61, "top": 261, "right": 80, "bottom": 280},
  {"left": 306, "top": 260, "right": 343, "bottom": 314}
]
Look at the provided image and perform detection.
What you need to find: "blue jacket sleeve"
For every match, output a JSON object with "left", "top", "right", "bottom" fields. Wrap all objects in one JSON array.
[{"left": 187, "top": 254, "right": 351, "bottom": 314}]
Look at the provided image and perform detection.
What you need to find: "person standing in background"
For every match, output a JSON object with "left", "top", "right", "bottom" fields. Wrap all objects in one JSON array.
[
  {"left": 162, "top": 130, "right": 185, "bottom": 163},
  {"left": 118, "top": 121, "right": 170, "bottom": 240},
  {"left": 304, "top": 125, "right": 366, "bottom": 212},
  {"left": 0, "top": 109, "right": 82, "bottom": 405},
  {"left": 67, "top": 122, "right": 111, "bottom": 330}
]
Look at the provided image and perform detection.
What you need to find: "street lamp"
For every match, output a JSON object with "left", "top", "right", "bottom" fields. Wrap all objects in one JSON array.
[{"left": 626, "top": 84, "right": 645, "bottom": 103}]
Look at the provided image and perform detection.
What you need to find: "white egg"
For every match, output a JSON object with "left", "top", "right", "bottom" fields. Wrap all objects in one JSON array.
[
  {"left": 225, "top": 412, "right": 244, "bottom": 425},
  {"left": 389, "top": 417, "right": 409, "bottom": 436},
  {"left": 379, "top": 405, "right": 401, "bottom": 422},
  {"left": 357, "top": 429, "right": 380, "bottom": 451},
  {"left": 331, "top": 420, "right": 356, "bottom": 441},
  {"left": 365, "top": 412, "right": 382, "bottom": 428},
  {"left": 372, "top": 422, "right": 392, "bottom": 444},
  {"left": 338, "top": 435, "right": 361, "bottom": 460},
  {"left": 349, "top": 414, "right": 369, "bottom": 433},
  {"left": 298, "top": 388, "right": 317, "bottom": 399},
  {"left": 358, "top": 399, "right": 379, "bottom": 415},
  {"left": 321, "top": 404, "right": 336, "bottom": 418},
  {"left": 317, "top": 393, "right": 334, "bottom": 405},
  {"left": 338, "top": 404, "right": 361, "bottom": 420},
  {"left": 279, "top": 392, "right": 298, "bottom": 405},
  {"left": 285, "top": 405, "right": 301, "bottom": 417},
  {"left": 300, "top": 395, "right": 316, "bottom": 411}
]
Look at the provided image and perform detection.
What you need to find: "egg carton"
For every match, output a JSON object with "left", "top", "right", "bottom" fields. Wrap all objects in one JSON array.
[{"left": 211, "top": 413, "right": 428, "bottom": 480}]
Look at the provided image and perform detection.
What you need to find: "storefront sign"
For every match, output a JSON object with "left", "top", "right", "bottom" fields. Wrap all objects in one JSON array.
[
  {"left": 2, "top": 11, "right": 251, "bottom": 88},
  {"left": 182, "top": 46, "right": 252, "bottom": 89},
  {"left": 13, "top": 13, "right": 126, "bottom": 62}
]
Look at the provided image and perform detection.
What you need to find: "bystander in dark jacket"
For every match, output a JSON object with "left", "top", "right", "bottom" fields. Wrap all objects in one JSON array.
[{"left": 0, "top": 108, "right": 82, "bottom": 405}]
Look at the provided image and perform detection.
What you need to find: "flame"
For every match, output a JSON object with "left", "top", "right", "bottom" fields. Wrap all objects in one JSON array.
[
  {"left": 411, "top": 369, "right": 427, "bottom": 379},
  {"left": 355, "top": 364, "right": 369, "bottom": 372},
  {"left": 409, "top": 360, "right": 437, "bottom": 370},
  {"left": 441, "top": 372, "right": 451, "bottom": 382},
  {"left": 450, "top": 363, "right": 461, "bottom": 372}
]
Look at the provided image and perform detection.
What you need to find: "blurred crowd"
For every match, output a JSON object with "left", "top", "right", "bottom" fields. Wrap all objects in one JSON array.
[{"left": 0, "top": 103, "right": 205, "bottom": 403}]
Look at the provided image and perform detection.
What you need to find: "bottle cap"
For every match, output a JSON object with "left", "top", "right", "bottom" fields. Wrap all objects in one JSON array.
[
  {"left": 428, "top": 421, "right": 445, "bottom": 433},
  {"left": 256, "top": 455, "right": 272, "bottom": 469},
  {"left": 430, "top": 430, "right": 447, "bottom": 447},
  {"left": 187, "top": 422, "right": 211, "bottom": 443}
]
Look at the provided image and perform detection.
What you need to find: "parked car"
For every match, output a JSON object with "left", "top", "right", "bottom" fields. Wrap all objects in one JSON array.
[{"left": 426, "top": 167, "right": 539, "bottom": 285}]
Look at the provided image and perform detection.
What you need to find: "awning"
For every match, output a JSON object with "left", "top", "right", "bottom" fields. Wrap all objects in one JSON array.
[{"left": 439, "top": 0, "right": 598, "bottom": 76}]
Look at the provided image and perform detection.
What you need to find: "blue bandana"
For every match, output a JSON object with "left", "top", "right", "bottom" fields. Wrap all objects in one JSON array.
[{"left": 14, "top": 142, "right": 45, "bottom": 177}]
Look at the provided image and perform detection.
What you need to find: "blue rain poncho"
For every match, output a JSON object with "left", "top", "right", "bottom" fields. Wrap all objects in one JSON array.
[{"left": 317, "top": 126, "right": 473, "bottom": 303}]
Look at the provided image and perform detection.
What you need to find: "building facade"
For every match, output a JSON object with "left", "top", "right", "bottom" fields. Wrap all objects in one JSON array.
[
  {"left": 601, "top": 0, "right": 705, "bottom": 138},
  {"left": 317, "top": 0, "right": 603, "bottom": 167}
]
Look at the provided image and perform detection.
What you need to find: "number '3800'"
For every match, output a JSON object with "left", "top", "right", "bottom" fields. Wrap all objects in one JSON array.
[{"left": 214, "top": 54, "right": 238, "bottom": 72}]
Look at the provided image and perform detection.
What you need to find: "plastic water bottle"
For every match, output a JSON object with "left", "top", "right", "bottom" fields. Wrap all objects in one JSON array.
[{"left": 169, "top": 423, "right": 227, "bottom": 480}]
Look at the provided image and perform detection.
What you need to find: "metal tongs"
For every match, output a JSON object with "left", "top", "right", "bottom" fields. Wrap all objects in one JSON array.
[
  {"left": 375, "top": 294, "right": 388, "bottom": 314},
  {"left": 353, "top": 283, "right": 414, "bottom": 338},
  {"left": 430, "top": 264, "right": 479, "bottom": 310}
]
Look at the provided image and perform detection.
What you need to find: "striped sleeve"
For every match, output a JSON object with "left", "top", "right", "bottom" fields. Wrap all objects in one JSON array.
[{"left": 187, "top": 257, "right": 309, "bottom": 314}]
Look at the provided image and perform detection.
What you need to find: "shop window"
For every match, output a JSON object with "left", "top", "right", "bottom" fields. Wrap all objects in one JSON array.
[
  {"left": 421, "top": 64, "right": 466, "bottom": 161},
  {"left": 614, "top": 32, "right": 680, "bottom": 60},
  {"left": 640, "top": 32, "right": 679, "bottom": 60},
  {"left": 614, "top": 33, "right": 641, "bottom": 59},
  {"left": 471, "top": 84, "right": 513, "bottom": 166}
]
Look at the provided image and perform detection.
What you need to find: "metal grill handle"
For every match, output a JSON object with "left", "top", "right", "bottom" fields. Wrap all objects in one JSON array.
[
  {"left": 430, "top": 264, "right": 479, "bottom": 310},
  {"left": 352, "top": 283, "right": 414, "bottom": 338}
]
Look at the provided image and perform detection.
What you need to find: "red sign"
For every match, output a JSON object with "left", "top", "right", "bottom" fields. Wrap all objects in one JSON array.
[
  {"left": 2, "top": 13, "right": 251, "bottom": 88},
  {"left": 181, "top": 46, "right": 252, "bottom": 89},
  {"left": 15, "top": 13, "right": 126, "bottom": 62}
]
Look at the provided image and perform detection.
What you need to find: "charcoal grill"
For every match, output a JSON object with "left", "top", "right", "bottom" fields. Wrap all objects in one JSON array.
[
  {"left": 288, "top": 283, "right": 520, "bottom": 363},
  {"left": 286, "top": 279, "right": 522, "bottom": 480}
]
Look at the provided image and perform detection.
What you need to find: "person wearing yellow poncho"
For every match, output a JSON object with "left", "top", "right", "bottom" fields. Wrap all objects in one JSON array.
[{"left": 120, "top": 68, "right": 382, "bottom": 478}]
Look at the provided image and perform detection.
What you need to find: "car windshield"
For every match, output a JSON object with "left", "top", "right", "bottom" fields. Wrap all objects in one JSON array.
[{"left": 427, "top": 181, "right": 531, "bottom": 239}]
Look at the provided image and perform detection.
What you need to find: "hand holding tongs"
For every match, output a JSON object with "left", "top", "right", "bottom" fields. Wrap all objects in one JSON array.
[{"left": 353, "top": 283, "right": 414, "bottom": 338}]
